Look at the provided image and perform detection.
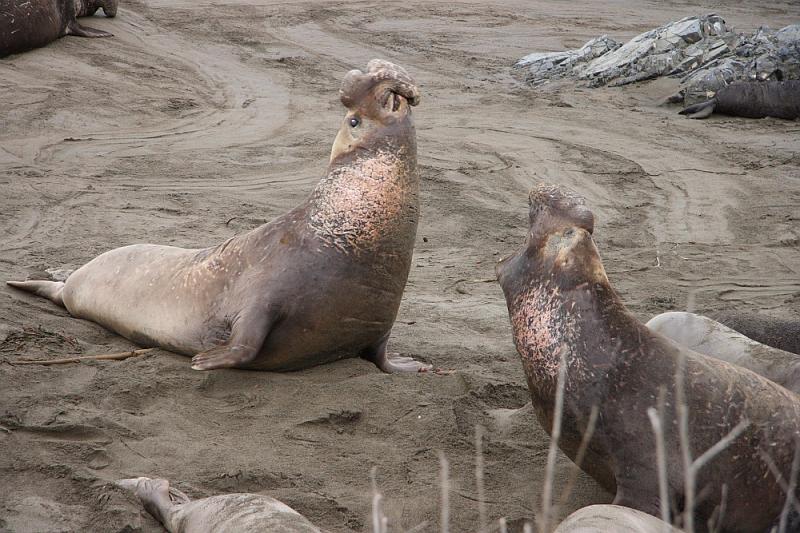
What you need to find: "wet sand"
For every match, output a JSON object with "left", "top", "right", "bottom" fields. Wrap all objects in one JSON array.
[{"left": 1, "top": 0, "right": 798, "bottom": 531}]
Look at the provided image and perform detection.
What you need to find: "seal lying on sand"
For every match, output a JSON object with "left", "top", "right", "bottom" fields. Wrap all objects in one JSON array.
[
  {"left": 496, "top": 184, "right": 800, "bottom": 532},
  {"left": 116, "top": 477, "right": 321, "bottom": 533},
  {"left": 8, "top": 59, "right": 430, "bottom": 373},
  {"left": 710, "top": 310, "right": 800, "bottom": 356},
  {"left": 554, "top": 504, "right": 681, "bottom": 533},
  {"left": 647, "top": 311, "right": 800, "bottom": 394},
  {"left": 0, "top": 0, "right": 117, "bottom": 58},
  {"left": 679, "top": 80, "right": 800, "bottom": 119}
]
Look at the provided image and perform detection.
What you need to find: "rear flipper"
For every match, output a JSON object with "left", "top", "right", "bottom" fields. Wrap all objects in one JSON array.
[
  {"left": 679, "top": 99, "right": 717, "bottom": 119},
  {"left": 116, "top": 477, "right": 189, "bottom": 532},
  {"left": 67, "top": 22, "right": 113, "bottom": 38},
  {"left": 7, "top": 280, "right": 65, "bottom": 307}
]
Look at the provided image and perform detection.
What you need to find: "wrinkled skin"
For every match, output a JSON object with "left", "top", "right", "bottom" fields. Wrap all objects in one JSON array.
[
  {"left": 680, "top": 80, "right": 800, "bottom": 119},
  {"left": 116, "top": 478, "right": 321, "bottom": 533},
  {"left": 8, "top": 60, "right": 430, "bottom": 374},
  {"left": 0, "top": 0, "right": 116, "bottom": 58},
  {"left": 647, "top": 311, "right": 800, "bottom": 394},
  {"left": 496, "top": 184, "right": 800, "bottom": 532}
]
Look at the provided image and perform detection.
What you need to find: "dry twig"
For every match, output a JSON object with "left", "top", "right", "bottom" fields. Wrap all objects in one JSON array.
[{"left": 13, "top": 348, "right": 154, "bottom": 366}]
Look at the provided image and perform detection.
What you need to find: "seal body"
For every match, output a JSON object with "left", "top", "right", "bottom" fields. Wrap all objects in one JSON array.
[
  {"left": 679, "top": 80, "right": 800, "bottom": 119},
  {"left": 116, "top": 477, "right": 321, "bottom": 533},
  {"left": 0, "top": 0, "right": 116, "bottom": 58},
  {"left": 647, "top": 311, "right": 800, "bottom": 394},
  {"left": 496, "top": 184, "right": 800, "bottom": 532},
  {"left": 710, "top": 311, "right": 800, "bottom": 356},
  {"left": 8, "top": 60, "right": 429, "bottom": 373},
  {"left": 553, "top": 504, "right": 682, "bottom": 533}
]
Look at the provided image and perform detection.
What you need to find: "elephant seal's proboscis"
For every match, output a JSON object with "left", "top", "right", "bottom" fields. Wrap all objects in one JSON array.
[
  {"left": 8, "top": 59, "right": 431, "bottom": 374},
  {"left": 496, "top": 184, "right": 800, "bottom": 532}
]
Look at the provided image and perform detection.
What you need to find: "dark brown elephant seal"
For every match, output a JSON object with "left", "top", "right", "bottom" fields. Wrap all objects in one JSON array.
[
  {"left": 710, "top": 311, "right": 800, "bottom": 356},
  {"left": 0, "top": 0, "right": 117, "bottom": 58},
  {"left": 116, "top": 477, "right": 321, "bottom": 533},
  {"left": 496, "top": 184, "right": 800, "bottom": 532},
  {"left": 647, "top": 311, "right": 800, "bottom": 394},
  {"left": 8, "top": 59, "right": 430, "bottom": 374},
  {"left": 679, "top": 80, "right": 800, "bottom": 119}
]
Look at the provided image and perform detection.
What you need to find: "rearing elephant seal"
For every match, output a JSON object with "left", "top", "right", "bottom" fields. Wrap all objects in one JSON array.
[
  {"left": 679, "top": 80, "right": 800, "bottom": 119},
  {"left": 496, "top": 184, "right": 800, "bottom": 532},
  {"left": 116, "top": 477, "right": 321, "bottom": 533},
  {"left": 8, "top": 59, "right": 430, "bottom": 373},
  {"left": 0, "top": 0, "right": 117, "bottom": 58}
]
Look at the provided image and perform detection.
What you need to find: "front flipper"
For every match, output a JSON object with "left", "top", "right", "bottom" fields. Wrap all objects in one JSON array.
[
  {"left": 191, "top": 308, "right": 277, "bottom": 371},
  {"left": 679, "top": 99, "right": 717, "bottom": 119},
  {"left": 67, "top": 22, "right": 113, "bottom": 38},
  {"left": 362, "top": 334, "right": 432, "bottom": 373}
]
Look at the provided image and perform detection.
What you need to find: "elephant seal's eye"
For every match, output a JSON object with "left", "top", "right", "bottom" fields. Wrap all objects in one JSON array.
[
  {"left": 564, "top": 229, "right": 575, "bottom": 237},
  {"left": 349, "top": 117, "right": 360, "bottom": 127}
]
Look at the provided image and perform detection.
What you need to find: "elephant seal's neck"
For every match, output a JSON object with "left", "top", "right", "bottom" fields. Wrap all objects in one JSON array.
[{"left": 307, "top": 147, "right": 419, "bottom": 255}]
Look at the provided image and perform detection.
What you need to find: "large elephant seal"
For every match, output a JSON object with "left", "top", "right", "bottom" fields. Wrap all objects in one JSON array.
[
  {"left": 0, "top": 0, "right": 117, "bottom": 58},
  {"left": 496, "top": 184, "right": 800, "bottom": 531},
  {"left": 710, "top": 310, "right": 800, "bottom": 356},
  {"left": 8, "top": 59, "right": 430, "bottom": 373},
  {"left": 647, "top": 311, "right": 800, "bottom": 394},
  {"left": 679, "top": 80, "right": 800, "bottom": 119},
  {"left": 116, "top": 477, "right": 321, "bottom": 533},
  {"left": 554, "top": 504, "right": 681, "bottom": 533}
]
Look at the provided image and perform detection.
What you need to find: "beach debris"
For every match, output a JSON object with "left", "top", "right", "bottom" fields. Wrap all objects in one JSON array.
[{"left": 515, "top": 14, "right": 800, "bottom": 104}]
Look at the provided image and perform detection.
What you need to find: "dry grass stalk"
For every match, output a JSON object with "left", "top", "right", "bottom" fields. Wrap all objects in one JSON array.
[
  {"left": 440, "top": 451, "right": 450, "bottom": 533},
  {"left": 498, "top": 517, "right": 508, "bottom": 533},
  {"left": 371, "top": 466, "right": 386, "bottom": 533},
  {"left": 538, "top": 345, "right": 568, "bottom": 533},
  {"left": 646, "top": 386, "right": 670, "bottom": 532},
  {"left": 778, "top": 439, "right": 800, "bottom": 533},
  {"left": 554, "top": 405, "right": 599, "bottom": 519},
  {"left": 475, "top": 425, "right": 488, "bottom": 533},
  {"left": 675, "top": 354, "right": 751, "bottom": 532},
  {"left": 14, "top": 348, "right": 154, "bottom": 365},
  {"left": 759, "top": 449, "right": 800, "bottom": 516}
]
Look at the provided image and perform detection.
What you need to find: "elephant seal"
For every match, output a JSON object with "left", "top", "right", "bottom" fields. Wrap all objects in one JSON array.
[
  {"left": 116, "top": 477, "right": 321, "bottom": 533},
  {"left": 647, "top": 311, "right": 800, "bottom": 394},
  {"left": 496, "top": 184, "right": 800, "bottom": 532},
  {"left": 8, "top": 59, "right": 430, "bottom": 373},
  {"left": 554, "top": 504, "right": 681, "bottom": 533},
  {"left": 710, "top": 311, "right": 800, "bottom": 356},
  {"left": 679, "top": 80, "right": 800, "bottom": 119},
  {"left": 0, "top": 0, "right": 117, "bottom": 58}
]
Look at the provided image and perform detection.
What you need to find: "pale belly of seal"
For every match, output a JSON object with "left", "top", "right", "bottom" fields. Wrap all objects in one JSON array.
[{"left": 62, "top": 244, "right": 232, "bottom": 355}]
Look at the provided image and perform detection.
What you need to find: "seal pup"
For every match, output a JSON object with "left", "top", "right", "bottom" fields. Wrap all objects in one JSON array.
[
  {"left": 554, "top": 504, "right": 682, "bottom": 533},
  {"left": 710, "top": 311, "right": 800, "bottom": 356},
  {"left": 8, "top": 59, "right": 431, "bottom": 374},
  {"left": 0, "top": 0, "right": 117, "bottom": 58},
  {"left": 679, "top": 80, "right": 800, "bottom": 119},
  {"left": 647, "top": 311, "right": 800, "bottom": 394},
  {"left": 116, "top": 477, "right": 321, "bottom": 533},
  {"left": 496, "top": 184, "right": 800, "bottom": 532}
]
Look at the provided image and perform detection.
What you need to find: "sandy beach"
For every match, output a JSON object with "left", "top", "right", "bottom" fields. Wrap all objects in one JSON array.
[{"left": 1, "top": 0, "right": 798, "bottom": 531}]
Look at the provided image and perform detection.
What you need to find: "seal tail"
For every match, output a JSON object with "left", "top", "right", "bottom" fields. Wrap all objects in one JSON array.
[
  {"left": 679, "top": 99, "right": 717, "bottom": 119},
  {"left": 7, "top": 280, "right": 66, "bottom": 307}
]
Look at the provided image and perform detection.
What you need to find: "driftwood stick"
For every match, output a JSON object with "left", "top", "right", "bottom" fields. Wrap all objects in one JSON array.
[{"left": 13, "top": 348, "right": 154, "bottom": 366}]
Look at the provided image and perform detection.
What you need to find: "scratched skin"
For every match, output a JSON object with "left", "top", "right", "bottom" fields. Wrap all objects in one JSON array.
[
  {"left": 8, "top": 60, "right": 430, "bottom": 373},
  {"left": 496, "top": 184, "right": 800, "bottom": 532}
]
